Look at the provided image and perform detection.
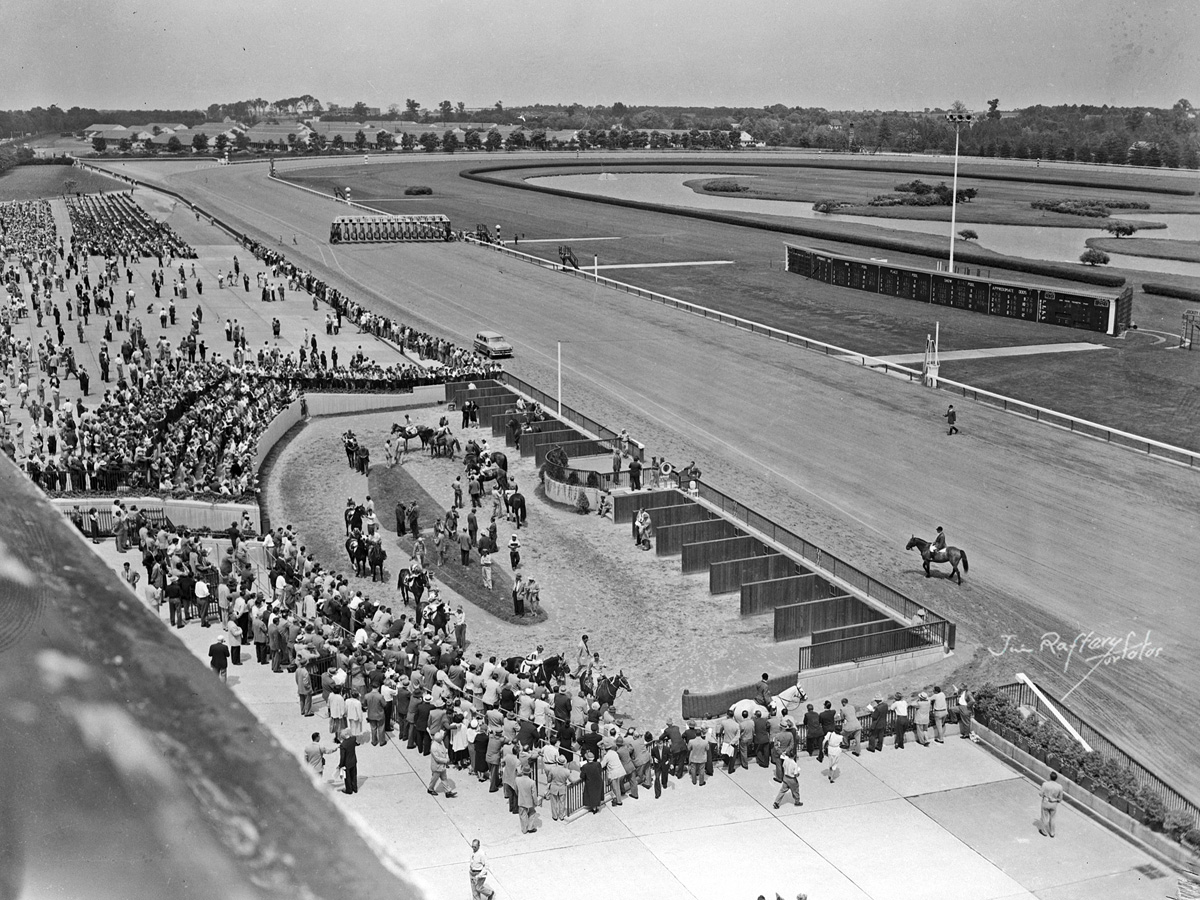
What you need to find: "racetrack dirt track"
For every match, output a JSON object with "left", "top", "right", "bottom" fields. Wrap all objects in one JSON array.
[{"left": 102, "top": 154, "right": 1200, "bottom": 801}]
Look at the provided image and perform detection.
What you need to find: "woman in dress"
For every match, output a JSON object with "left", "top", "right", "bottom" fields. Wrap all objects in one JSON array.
[{"left": 580, "top": 750, "right": 605, "bottom": 814}]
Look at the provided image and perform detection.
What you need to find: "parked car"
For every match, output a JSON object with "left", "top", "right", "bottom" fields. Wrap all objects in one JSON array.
[{"left": 474, "top": 330, "right": 513, "bottom": 358}]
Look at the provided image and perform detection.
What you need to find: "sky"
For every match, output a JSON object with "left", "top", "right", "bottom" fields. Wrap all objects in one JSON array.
[{"left": 4, "top": 0, "right": 1198, "bottom": 113}]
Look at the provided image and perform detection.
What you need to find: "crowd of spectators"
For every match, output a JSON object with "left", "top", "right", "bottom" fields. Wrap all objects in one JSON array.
[
  {"left": 66, "top": 192, "right": 197, "bottom": 260},
  {"left": 1, "top": 192, "right": 504, "bottom": 502}
]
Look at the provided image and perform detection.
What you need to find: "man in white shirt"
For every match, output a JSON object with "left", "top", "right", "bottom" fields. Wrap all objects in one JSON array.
[
  {"left": 890, "top": 693, "right": 909, "bottom": 749},
  {"left": 468, "top": 839, "right": 494, "bottom": 899},
  {"left": 773, "top": 753, "right": 803, "bottom": 808}
]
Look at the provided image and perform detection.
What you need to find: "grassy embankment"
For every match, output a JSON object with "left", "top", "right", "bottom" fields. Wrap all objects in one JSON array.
[{"left": 0, "top": 165, "right": 125, "bottom": 201}]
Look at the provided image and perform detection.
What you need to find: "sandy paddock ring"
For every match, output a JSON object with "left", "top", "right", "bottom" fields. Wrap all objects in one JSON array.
[{"left": 265, "top": 406, "right": 803, "bottom": 727}]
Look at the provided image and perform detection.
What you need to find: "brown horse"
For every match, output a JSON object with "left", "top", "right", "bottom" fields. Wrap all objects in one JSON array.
[{"left": 906, "top": 535, "right": 969, "bottom": 584}]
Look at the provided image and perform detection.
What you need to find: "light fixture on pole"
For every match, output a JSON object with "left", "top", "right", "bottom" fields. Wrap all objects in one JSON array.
[{"left": 946, "top": 112, "right": 974, "bottom": 274}]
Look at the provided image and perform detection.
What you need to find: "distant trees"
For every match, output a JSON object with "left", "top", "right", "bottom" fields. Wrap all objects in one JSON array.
[
  {"left": 1080, "top": 248, "right": 1110, "bottom": 266},
  {"left": 192, "top": 132, "right": 209, "bottom": 153},
  {"left": 465, "top": 129, "right": 482, "bottom": 151},
  {"left": 986, "top": 98, "right": 1001, "bottom": 121},
  {"left": 404, "top": 99, "right": 420, "bottom": 121},
  {"left": 91, "top": 136, "right": 107, "bottom": 153},
  {"left": 331, "top": 134, "right": 344, "bottom": 151},
  {"left": 419, "top": 132, "right": 439, "bottom": 153},
  {"left": 484, "top": 130, "right": 502, "bottom": 152},
  {"left": 354, "top": 130, "right": 367, "bottom": 150},
  {"left": 400, "top": 132, "right": 414, "bottom": 152},
  {"left": 439, "top": 100, "right": 453, "bottom": 122},
  {"left": 352, "top": 101, "right": 369, "bottom": 119},
  {"left": 214, "top": 133, "right": 228, "bottom": 156},
  {"left": 117, "top": 137, "right": 132, "bottom": 152},
  {"left": 958, "top": 229, "right": 979, "bottom": 241},
  {"left": 167, "top": 136, "right": 183, "bottom": 153},
  {"left": 442, "top": 130, "right": 459, "bottom": 153},
  {"left": 234, "top": 132, "right": 249, "bottom": 152}
]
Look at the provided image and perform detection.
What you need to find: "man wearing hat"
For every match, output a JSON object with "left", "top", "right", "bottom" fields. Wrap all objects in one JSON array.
[
  {"left": 868, "top": 696, "right": 889, "bottom": 752},
  {"left": 208, "top": 634, "right": 230, "bottom": 682},
  {"left": 913, "top": 692, "right": 932, "bottom": 746}
]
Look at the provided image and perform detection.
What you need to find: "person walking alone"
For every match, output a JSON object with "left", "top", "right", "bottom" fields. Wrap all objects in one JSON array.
[
  {"left": 772, "top": 752, "right": 803, "bottom": 808},
  {"left": 944, "top": 404, "right": 959, "bottom": 435},
  {"left": 1039, "top": 772, "right": 1065, "bottom": 837}
]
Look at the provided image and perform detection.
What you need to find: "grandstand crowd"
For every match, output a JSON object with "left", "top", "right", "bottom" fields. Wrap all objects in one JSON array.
[{"left": 0, "top": 193, "right": 501, "bottom": 500}]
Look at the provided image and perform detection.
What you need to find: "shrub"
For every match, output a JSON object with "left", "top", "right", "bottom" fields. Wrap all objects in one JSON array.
[
  {"left": 575, "top": 490, "right": 591, "bottom": 514},
  {"left": 586, "top": 471, "right": 600, "bottom": 488},
  {"left": 1143, "top": 282, "right": 1200, "bottom": 302},
  {"left": 404, "top": 185, "right": 432, "bottom": 195},
  {"left": 894, "top": 179, "right": 934, "bottom": 194},
  {"left": 1137, "top": 788, "right": 1168, "bottom": 829},
  {"left": 702, "top": 178, "right": 748, "bottom": 193},
  {"left": 1080, "top": 248, "right": 1110, "bottom": 266},
  {"left": 1185, "top": 828, "right": 1200, "bottom": 852},
  {"left": 812, "top": 199, "right": 850, "bottom": 214},
  {"left": 566, "top": 471, "right": 580, "bottom": 486},
  {"left": 544, "top": 446, "right": 568, "bottom": 483},
  {"left": 1164, "top": 810, "right": 1195, "bottom": 841},
  {"left": 958, "top": 229, "right": 979, "bottom": 241}
]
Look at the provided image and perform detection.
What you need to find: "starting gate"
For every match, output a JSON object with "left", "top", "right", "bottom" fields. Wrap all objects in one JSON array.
[{"left": 329, "top": 214, "right": 451, "bottom": 244}]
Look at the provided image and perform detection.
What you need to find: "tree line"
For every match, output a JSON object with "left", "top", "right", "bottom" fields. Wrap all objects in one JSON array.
[{"left": 5, "top": 97, "right": 1197, "bottom": 170}]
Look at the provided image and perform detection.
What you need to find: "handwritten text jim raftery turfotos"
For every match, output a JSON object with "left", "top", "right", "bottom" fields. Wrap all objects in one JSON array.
[{"left": 988, "top": 631, "right": 1164, "bottom": 676}]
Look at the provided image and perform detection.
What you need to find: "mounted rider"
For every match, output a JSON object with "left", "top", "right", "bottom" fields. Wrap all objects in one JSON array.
[{"left": 931, "top": 526, "right": 948, "bottom": 562}]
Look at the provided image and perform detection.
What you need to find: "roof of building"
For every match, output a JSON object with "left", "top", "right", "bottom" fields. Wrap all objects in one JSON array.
[{"left": 84, "top": 124, "right": 124, "bottom": 133}]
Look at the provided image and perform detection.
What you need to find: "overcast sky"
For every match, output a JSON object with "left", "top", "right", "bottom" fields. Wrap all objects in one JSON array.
[{"left": 5, "top": 0, "right": 1198, "bottom": 112}]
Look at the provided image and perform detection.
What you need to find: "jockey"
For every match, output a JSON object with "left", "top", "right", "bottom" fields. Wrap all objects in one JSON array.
[{"left": 931, "top": 527, "right": 947, "bottom": 560}]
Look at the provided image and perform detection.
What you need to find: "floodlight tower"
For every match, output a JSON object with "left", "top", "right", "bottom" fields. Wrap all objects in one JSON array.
[{"left": 946, "top": 112, "right": 974, "bottom": 273}]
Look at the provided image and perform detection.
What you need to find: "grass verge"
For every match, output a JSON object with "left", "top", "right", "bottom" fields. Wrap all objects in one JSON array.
[{"left": 368, "top": 462, "right": 545, "bottom": 625}]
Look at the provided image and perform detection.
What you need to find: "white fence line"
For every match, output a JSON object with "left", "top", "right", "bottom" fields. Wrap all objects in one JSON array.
[{"left": 466, "top": 237, "right": 1199, "bottom": 469}]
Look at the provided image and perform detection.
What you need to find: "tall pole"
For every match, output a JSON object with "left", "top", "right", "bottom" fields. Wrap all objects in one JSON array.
[
  {"left": 948, "top": 123, "right": 961, "bottom": 274},
  {"left": 946, "top": 112, "right": 973, "bottom": 275},
  {"left": 557, "top": 341, "right": 562, "bottom": 416}
]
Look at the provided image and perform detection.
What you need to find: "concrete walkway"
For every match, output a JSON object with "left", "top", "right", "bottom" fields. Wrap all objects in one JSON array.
[{"left": 85, "top": 540, "right": 1174, "bottom": 900}]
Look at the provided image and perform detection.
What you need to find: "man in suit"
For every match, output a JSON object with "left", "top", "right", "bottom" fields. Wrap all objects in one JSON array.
[
  {"left": 337, "top": 730, "right": 358, "bottom": 794},
  {"left": 869, "top": 697, "right": 889, "bottom": 752}
]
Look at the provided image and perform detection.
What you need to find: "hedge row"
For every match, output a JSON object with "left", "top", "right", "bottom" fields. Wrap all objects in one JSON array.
[
  {"left": 464, "top": 163, "right": 1128, "bottom": 288},
  {"left": 1142, "top": 283, "right": 1200, "bottom": 302}
]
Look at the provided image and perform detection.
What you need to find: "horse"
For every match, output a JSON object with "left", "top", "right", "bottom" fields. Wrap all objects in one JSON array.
[
  {"left": 502, "top": 654, "right": 566, "bottom": 688},
  {"left": 346, "top": 534, "right": 369, "bottom": 577},
  {"left": 594, "top": 670, "right": 632, "bottom": 709},
  {"left": 391, "top": 423, "right": 435, "bottom": 452},
  {"left": 367, "top": 541, "right": 387, "bottom": 582},
  {"left": 906, "top": 535, "right": 969, "bottom": 584},
  {"left": 430, "top": 434, "right": 461, "bottom": 459}
]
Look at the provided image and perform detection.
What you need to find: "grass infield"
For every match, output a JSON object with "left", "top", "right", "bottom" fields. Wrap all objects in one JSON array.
[
  {"left": 368, "top": 462, "right": 545, "bottom": 626},
  {"left": 1085, "top": 236, "right": 1200, "bottom": 263},
  {"left": 286, "top": 157, "right": 1200, "bottom": 450}
]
